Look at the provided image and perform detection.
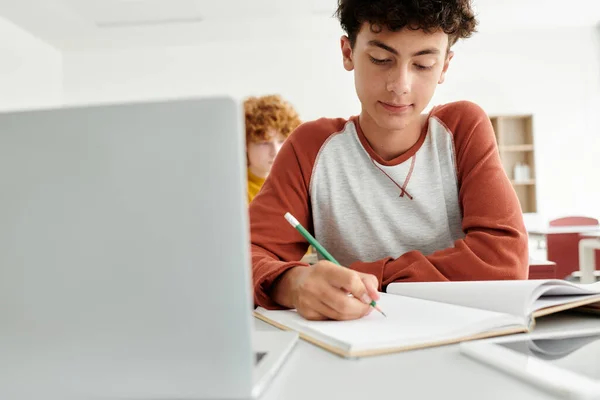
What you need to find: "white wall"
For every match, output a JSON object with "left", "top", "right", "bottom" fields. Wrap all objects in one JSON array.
[
  {"left": 62, "top": 20, "right": 600, "bottom": 221},
  {"left": 63, "top": 17, "right": 355, "bottom": 120},
  {"left": 433, "top": 26, "right": 600, "bottom": 223},
  {"left": 0, "top": 16, "right": 62, "bottom": 110}
]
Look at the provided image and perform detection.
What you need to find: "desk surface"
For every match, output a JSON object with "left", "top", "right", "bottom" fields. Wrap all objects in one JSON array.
[
  {"left": 256, "top": 313, "right": 600, "bottom": 399},
  {"left": 529, "top": 258, "right": 556, "bottom": 266},
  {"left": 528, "top": 225, "right": 600, "bottom": 235},
  {"left": 581, "top": 232, "right": 600, "bottom": 238}
]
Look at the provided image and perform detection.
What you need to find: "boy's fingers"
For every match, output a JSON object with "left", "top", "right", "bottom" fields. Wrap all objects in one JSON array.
[
  {"left": 358, "top": 273, "right": 380, "bottom": 301},
  {"left": 325, "top": 267, "right": 373, "bottom": 306},
  {"left": 317, "top": 284, "right": 370, "bottom": 320}
]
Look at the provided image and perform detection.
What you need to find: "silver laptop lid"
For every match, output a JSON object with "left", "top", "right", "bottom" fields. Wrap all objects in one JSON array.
[{"left": 0, "top": 97, "right": 254, "bottom": 399}]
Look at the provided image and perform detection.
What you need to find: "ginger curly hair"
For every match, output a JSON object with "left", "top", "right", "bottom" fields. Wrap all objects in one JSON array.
[
  {"left": 244, "top": 95, "right": 301, "bottom": 143},
  {"left": 335, "top": 0, "right": 478, "bottom": 48}
]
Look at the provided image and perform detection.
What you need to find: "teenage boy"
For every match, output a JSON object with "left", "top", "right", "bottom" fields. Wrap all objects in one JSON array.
[{"left": 249, "top": 0, "right": 528, "bottom": 321}]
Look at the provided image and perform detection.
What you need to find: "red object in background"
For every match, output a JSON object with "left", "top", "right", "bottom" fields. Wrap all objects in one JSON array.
[
  {"left": 546, "top": 216, "right": 600, "bottom": 280},
  {"left": 528, "top": 261, "right": 557, "bottom": 280}
]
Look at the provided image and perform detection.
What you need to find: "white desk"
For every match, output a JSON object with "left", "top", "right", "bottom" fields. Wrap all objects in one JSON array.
[
  {"left": 529, "top": 258, "right": 555, "bottom": 266},
  {"left": 527, "top": 226, "right": 600, "bottom": 253},
  {"left": 579, "top": 232, "right": 600, "bottom": 284},
  {"left": 581, "top": 232, "right": 600, "bottom": 238},
  {"left": 528, "top": 225, "right": 600, "bottom": 236},
  {"left": 256, "top": 313, "right": 600, "bottom": 399}
]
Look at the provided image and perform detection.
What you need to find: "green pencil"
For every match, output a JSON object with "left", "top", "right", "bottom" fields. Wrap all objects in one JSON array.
[{"left": 284, "top": 212, "right": 386, "bottom": 317}]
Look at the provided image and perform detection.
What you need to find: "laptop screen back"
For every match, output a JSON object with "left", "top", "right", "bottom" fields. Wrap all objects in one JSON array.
[{"left": 0, "top": 97, "right": 254, "bottom": 399}]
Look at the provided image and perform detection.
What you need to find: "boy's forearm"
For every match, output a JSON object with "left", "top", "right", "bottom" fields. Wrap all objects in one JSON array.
[{"left": 350, "top": 226, "right": 529, "bottom": 286}]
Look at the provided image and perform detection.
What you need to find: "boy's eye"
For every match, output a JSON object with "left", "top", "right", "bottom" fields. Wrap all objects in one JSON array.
[
  {"left": 369, "top": 56, "right": 391, "bottom": 65},
  {"left": 415, "top": 64, "right": 434, "bottom": 71}
]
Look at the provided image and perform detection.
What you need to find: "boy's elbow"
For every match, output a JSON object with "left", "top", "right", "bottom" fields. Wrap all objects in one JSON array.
[
  {"left": 480, "top": 230, "right": 529, "bottom": 281},
  {"left": 504, "top": 262, "right": 529, "bottom": 280},
  {"left": 505, "top": 231, "right": 530, "bottom": 280}
]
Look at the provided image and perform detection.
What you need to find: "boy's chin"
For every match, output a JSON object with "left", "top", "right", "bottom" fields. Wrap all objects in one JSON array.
[{"left": 374, "top": 113, "right": 414, "bottom": 132}]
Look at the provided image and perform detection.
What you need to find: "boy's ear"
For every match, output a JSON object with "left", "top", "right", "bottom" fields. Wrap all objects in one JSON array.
[
  {"left": 438, "top": 51, "right": 454, "bottom": 84},
  {"left": 341, "top": 36, "right": 355, "bottom": 71}
]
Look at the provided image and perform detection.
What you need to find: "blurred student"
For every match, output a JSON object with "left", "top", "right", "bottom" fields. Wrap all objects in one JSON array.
[{"left": 245, "top": 95, "right": 301, "bottom": 204}]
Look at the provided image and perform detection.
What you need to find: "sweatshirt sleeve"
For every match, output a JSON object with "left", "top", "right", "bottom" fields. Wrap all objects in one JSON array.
[
  {"left": 249, "top": 118, "right": 347, "bottom": 308},
  {"left": 349, "top": 101, "right": 529, "bottom": 289}
]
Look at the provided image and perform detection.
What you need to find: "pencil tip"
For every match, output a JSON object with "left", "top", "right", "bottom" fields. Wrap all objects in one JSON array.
[{"left": 375, "top": 306, "right": 386, "bottom": 317}]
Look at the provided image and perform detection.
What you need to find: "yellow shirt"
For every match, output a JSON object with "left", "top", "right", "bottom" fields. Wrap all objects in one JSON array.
[{"left": 247, "top": 169, "right": 266, "bottom": 204}]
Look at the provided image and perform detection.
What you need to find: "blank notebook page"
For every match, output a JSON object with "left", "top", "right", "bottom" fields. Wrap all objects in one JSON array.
[{"left": 292, "top": 293, "right": 524, "bottom": 352}]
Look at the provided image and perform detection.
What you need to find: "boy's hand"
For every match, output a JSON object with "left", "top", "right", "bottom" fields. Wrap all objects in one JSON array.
[{"left": 272, "top": 261, "right": 380, "bottom": 321}]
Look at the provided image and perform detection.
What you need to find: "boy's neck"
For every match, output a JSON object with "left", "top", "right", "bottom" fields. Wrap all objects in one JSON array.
[
  {"left": 248, "top": 166, "right": 268, "bottom": 180},
  {"left": 358, "top": 112, "right": 426, "bottom": 161}
]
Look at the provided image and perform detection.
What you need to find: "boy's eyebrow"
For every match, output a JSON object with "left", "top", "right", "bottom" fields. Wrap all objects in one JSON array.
[
  {"left": 412, "top": 48, "right": 441, "bottom": 56},
  {"left": 368, "top": 40, "right": 399, "bottom": 55},
  {"left": 367, "top": 40, "right": 440, "bottom": 57}
]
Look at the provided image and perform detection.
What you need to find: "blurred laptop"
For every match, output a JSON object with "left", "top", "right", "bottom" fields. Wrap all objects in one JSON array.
[{"left": 0, "top": 97, "right": 297, "bottom": 399}]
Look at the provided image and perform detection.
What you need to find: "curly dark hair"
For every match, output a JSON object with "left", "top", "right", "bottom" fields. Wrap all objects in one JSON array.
[{"left": 335, "top": 0, "right": 478, "bottom": 49}]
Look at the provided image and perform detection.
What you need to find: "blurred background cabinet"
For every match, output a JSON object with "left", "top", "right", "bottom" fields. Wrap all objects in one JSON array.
[{"left": 490, "top": 114, "right": 537, "bottom": 213}]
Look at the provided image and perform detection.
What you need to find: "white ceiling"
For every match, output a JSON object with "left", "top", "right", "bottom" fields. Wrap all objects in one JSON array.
[{"left": 0, "top": 0, "right": 599, "bottom": 51}]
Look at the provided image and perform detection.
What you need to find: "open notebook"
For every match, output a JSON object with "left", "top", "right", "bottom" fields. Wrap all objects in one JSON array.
[{"left": 254, "top": 280, "right": 600, "bottom": 358}]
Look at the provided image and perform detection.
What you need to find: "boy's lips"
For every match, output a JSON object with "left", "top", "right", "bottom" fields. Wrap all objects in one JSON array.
[{"left": 380, "top": 101, "right": 413, "bottom": 113}]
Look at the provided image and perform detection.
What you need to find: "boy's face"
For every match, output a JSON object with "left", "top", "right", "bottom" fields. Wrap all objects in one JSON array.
[
  {"left": 247, "top": 128, "right": 286, "bottom": 178},
  {"left": 341, "top": 24, "right": 453, "bottom": 133}
]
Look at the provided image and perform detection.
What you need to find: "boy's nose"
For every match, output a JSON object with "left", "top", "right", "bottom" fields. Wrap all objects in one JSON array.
[{"left": 386, "top": 66, "right": 411, "bottom": 95}]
